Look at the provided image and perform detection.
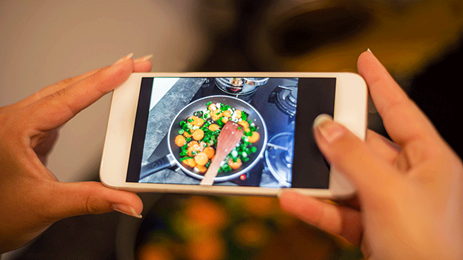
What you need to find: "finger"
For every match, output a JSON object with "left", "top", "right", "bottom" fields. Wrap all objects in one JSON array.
[
  {"left": 1, "top": 54, "right": 151, "bottom": 114},
  {"left": 334, "top": 195, "right": 361, "bottom": 211},
  {"left": 313, "top": 114, "right": 399, "bottom": 197},
  {"left": 27, "top": 53, "right": 152, "bottom": 104},
  {"left": 43, "top": 181, "right": 143, "bottom": 220},
  {"left": 357, "top": 51, "right": 440, "bottom": 146},
  {"left": 133, "top": 54, "right": 153, "bottom": 72},
  {"left": 366, "top": 130, "right": 401, "bottom": 165},
  {"left": 25, "top": 58, "right": 134, "bottom": 130},
  {"left": 1, "top": 69, "right": 99, "bottom": 113},
  {"left": 279, "top": 191, "right": 362, "bottom": 245}
]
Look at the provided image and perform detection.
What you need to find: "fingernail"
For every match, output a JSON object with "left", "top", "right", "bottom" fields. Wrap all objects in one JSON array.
[
  {"left": 113, "top": 53, "right": 134, "bottom": 65},
  {"left": 111, "top": 204, "right": 142, "bottom": 218},
  {"left": 367, "top": 48, "right": 372, "bottom": 53},
  {"left": 133, "top": 54, "right": 153, "bottom": 63},
  {"left": 313, "top": 114, "right": 344, "bottom": 143}
]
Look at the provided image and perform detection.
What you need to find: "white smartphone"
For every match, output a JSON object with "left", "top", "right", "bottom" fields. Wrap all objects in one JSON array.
[{"left": 100, "top": 73, "right": 367, "bottom": 198}]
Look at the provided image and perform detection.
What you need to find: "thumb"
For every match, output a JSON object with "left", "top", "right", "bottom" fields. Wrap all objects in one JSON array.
[
  {"left": 45, "top": 181, "right": 143, "bottom": 220},
  {"left": 313, "top": 114, "right": 398, "bottom": 198}
]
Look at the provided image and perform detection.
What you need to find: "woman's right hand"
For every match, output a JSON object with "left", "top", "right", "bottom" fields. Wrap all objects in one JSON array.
[
  {"left": 280, "top": 51, "right": 463, "bottom": 259},
  {"left": 0, "top": 54, "right": 152, "bottom": 254}
]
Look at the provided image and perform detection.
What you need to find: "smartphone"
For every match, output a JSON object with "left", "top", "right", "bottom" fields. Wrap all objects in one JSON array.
[{"left": 100, "top": 73, "right": 367, "bottom": 198}]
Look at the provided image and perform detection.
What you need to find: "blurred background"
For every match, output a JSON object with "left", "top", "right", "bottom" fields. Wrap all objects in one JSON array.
[{"left": 1, "top": 0, "right": 462, "bottom": 259}]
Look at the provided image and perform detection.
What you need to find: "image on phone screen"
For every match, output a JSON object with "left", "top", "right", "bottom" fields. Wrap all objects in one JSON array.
[{"left": 126, "top": 77, "right": 335, "bottom": 189}]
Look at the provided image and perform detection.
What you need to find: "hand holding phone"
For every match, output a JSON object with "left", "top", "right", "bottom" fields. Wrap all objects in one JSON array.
[
  {"left": 280, "top": 50, "right": 463, "bottom": 260},
  {"left": 0, "top": 55, "right": 150, "bottom": 254}
]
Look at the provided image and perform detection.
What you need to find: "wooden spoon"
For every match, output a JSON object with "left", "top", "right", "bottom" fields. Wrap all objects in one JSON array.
[{"left": 200, "top": 121, "right": 244, "bottom": 186}]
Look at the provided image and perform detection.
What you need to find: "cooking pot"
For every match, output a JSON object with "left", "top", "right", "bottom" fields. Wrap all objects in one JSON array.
[
  {"left": 140, "top": 95, "right": 267, "bottom": 183},
  {"left": 215, "top": 77, "right": 269, "bottom": 95}
]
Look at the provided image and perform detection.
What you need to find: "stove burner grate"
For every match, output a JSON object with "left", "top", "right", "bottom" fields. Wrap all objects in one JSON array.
[{"left": 274, "top": 85, "right": 298, "bottom": 117}]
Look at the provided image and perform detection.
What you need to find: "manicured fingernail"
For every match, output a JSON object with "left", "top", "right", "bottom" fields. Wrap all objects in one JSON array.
[
  {"left": 134, "top": 54, "right": 153, "bottom": 63},
  {"left": 111, "top": 204, "right": 142, "bottom": 218},
  {"left": 367, "top": 48, "right": 372, "bottom": 53},
  {"left": 113, "top": 53, "right": 134, "bottom": 65},
  {"left": 313, "top": 114, "right": 344, "bottom": 143}
]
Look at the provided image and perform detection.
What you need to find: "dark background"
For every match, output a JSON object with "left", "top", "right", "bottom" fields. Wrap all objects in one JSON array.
[{"left": 6, "top": 0, "right": 463, "bottom": 259}]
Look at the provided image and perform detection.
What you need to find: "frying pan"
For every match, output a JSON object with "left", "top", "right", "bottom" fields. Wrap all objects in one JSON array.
[{"left": 140, "top": 95, "right": 268, "bottom": 182}]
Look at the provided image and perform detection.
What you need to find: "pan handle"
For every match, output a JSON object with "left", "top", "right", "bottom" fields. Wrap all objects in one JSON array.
[{"left": 139, "top": 154, "right": 176, "bottom": 180}]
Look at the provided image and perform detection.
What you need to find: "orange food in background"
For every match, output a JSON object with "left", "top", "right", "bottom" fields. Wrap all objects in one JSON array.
[
  {"left": 240, "top": 196, "right": 278, "bottom": 217},
  {"left": 184, "top": 197, "right": 228, "bottom": 230},
  {"left": 186, "top": 232, "right": 226, "bottom": 260},
  {"left": 234, "top": 221, "right": 269, "bottom": 248},
  {"left": 138, "top": 244, "right": 173, "bottom": 260},
  {"left": 136, "top": 195, "right": 363, "bottom": 260}
]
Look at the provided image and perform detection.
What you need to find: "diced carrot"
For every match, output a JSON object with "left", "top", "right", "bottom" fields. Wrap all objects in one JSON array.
[
  {"left": 211, "top": 112, "right": 222, "bottom": 121},
  {"left": 188, "top": 141, "right": 199, "bottom": 147},
  {"left": 208, "top": 124, "right": 220, "bottom": 131},
  {"left": 174, "top": 135, "right": 186, "bottom": 147},
  {"left": 183, "top": 130, "right": 192, "bottom": 138},
  {"left": 248, "top": 132, "right": 260, "bottom": 143},
  {"left": 192, "top": 129, "right": 204, "bottom": 141},
  {"left": 208, "top": 103, "right": 217, "bottom": 111},
  {"left": 196, "top": 165, "right": 207, "bottom": 174},
  {"left": 234, "top": 110, "right": 242, "bottom": 119},
  {"left": 182, "top": 158, "right": 196, "bottom": 168},
  {"left": 228, "top": 158, "right": 242, "bottom": 170},
  {"left": 188, "top": 116, "right": 204, "bottom": 127},
  {"left": 203, "top": 146, "right": 215, "bottom": 159},
  {"left": 187, "top": 143, "right": 201, "bottom": 156},
  {"left": 194, "top": 152, "right": 209, "bottom": 166},
  {"left": 239, "top": 120, "right": 249, "bottom": 128}
]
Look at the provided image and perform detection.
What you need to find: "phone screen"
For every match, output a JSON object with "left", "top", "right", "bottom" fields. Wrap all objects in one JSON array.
[{"left": 126, "top": 77, "right": 335, "bottom": 189}]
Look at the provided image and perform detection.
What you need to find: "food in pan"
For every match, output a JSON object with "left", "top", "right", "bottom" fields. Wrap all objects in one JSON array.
[{"left": 174, "top": 101, "right": 260, "bottom": 174}]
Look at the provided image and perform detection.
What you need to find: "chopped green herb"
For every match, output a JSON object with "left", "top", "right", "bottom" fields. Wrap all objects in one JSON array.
[{"left": 241, "top": 111, "right": 248, "bottom": 121}]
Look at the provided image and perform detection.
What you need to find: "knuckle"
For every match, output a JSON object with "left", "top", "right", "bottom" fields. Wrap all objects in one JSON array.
[
  {"left": 83, "top": 182, "right": 109, "bottom": 215},
  {"left": 58, "top": 77, "right": 75, "bottom": 87},
  {"left": 84, "top": 194, "right": 103, "bottom": 215},
  {"left": 47, "top": 88, "right": 79, "bottom": 115}
]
